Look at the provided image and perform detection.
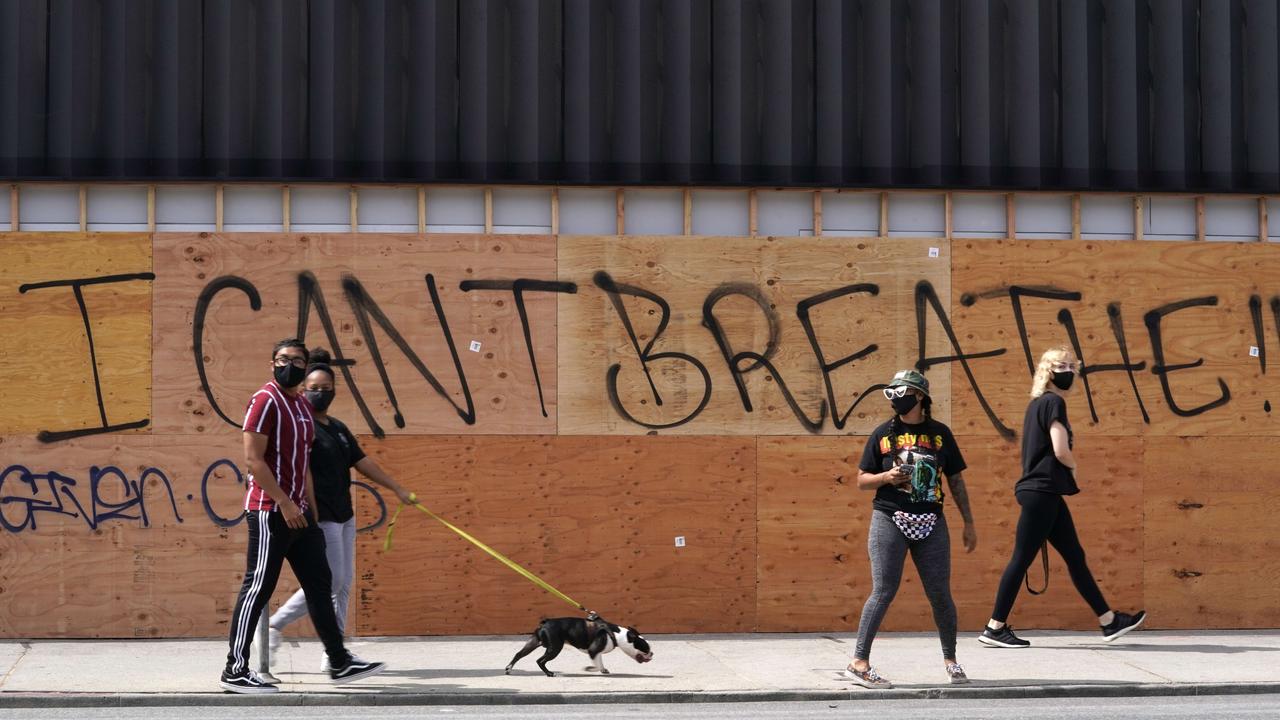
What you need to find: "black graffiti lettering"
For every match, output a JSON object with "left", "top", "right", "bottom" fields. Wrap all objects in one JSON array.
[
  {"left": 595, "top": 271, "right": 712, "bottom": 430},
  {"left": 342, "top": 273, "right": 476, "bottom": 427},
  {"left": 1249, "top": 295, "right": 1267, "bottom": 374},
  {"left": 700, "top": 283, "right": 781, "bottom": 408},
  {"left": 1003, "top": 286, "right": 1084, "bottom": 374},
  {"left": 296, "top": 272, "right": 383, "bottom": 436},
  {"left": 1099, "top": 303, "right": 1150, "bottom": 423},
  {"left": 193, "top": 276, "right": 262, "bottom": 429},
  {"left": 18, "top": 273, "right": 156, "bottom": 442},
  {"left": 459, "top": 279, "right": 579, "bottom": 418},
  {"left": 701, "top": 283, "right": 824, "bottom": 431},
  {"left": 1056, "top": 307, "right": 1149, "bottom": 424},
  {"left": 1143, "top": 296, "right": 1230, "bottom": 417},
  {"left": 795, "top": 283, "right": 881, "bottom": 428},
  {"left": 916, "top": 281, "right": 1014, "bottom": 439}
]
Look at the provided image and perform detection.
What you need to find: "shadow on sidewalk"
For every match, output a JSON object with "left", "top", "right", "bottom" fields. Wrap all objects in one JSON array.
[
  {"left": 1031, "top": 643, "right": 1280, "bottom": 654},
  {"left": 377, "top": 667, "right": 675, "bottom": 681},
  {"left": 884, "top": 678, "right": 1147, "bottom": 689}
]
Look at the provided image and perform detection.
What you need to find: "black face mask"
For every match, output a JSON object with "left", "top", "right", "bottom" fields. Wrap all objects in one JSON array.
[
  {"left": 1050, "top": 371, "right": 1075, "bottom": 391},
  {"left": 891, "top": 394, "right": 920, "bottom": 416},
  {"left": 274, "top": 362, "right": 307, "bottom": 388},
  {"left": 304, "top": 389, "right": 336, "bottom": 413}
]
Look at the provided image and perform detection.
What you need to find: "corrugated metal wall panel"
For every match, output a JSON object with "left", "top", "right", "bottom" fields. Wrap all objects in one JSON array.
[{"left": 2, "top": 0, "right": 1280, "bottom": 191}]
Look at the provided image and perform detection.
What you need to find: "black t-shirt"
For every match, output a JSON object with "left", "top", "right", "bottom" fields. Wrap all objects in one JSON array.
[
  {"left": 1016, "top": 393, "right": 1079, "bottom": 495},
  {"left": 311, "top": 416, "right": 367, "bottom": 523},
  {"left": 859, "top": 417, "right": 966, "bottom": 515}
]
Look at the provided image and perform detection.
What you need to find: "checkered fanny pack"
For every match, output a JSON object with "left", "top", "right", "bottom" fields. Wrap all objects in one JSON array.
[{"left": 891, "top": 511, "right": 938, "bottom": 540}]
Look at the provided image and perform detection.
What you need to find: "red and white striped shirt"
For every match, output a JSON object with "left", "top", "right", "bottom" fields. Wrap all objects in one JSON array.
[{"left": 242, "top": 379, "right": 315, "bottom": 512}]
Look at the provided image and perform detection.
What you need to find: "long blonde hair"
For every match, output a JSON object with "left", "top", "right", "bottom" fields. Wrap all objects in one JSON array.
[{"left": 1030, "top": 346, "right": 1075, "bottom": 398}]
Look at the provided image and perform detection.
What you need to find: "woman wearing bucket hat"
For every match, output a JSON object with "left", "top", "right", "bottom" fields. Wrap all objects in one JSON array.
[
  {"left": 840, "top": 369, "right": 977, "bottom": 689},
  {"left": 978, "top": 346, "right": 1145, "bottom": 649}
]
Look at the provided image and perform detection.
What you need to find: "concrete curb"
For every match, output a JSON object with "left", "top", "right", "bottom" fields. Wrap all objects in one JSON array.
[{"left": 4, "top": 682, "right": 1280, "bottom": 708}]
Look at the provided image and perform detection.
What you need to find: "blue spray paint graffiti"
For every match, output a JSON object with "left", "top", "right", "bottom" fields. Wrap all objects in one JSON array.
[
  {"left": 0, "top": 459, "right": 388, "bottom": 533},
  {"left": 0, "top": 464, "right": 183, "bottom": 532}
]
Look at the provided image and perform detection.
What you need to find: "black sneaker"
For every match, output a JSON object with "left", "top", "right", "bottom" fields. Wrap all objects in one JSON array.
[
  {"left": 219, "top": 669, "right": 279, "bottom": 694},
  {"left": 978, "top": 625, "right": 1030, "bottom": 648},
  {"left": 1101, "top": 610, "right": 1146, "bottom": 643},
  {"left": 329, "top": 658, "right": 387, "bottom": 685}
]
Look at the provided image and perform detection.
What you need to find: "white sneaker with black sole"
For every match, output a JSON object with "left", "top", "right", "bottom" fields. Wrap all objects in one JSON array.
[
  {"left": 220, "top": 669, "right": 279, "bottom": 694},
  {"left": 329, "top": 658, "right": 386, "bottom": 685}
]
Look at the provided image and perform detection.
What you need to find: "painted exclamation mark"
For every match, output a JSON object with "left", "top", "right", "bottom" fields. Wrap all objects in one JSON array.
[{"left": 1249, "top": 295, "right": 1269, "bottom": 413}]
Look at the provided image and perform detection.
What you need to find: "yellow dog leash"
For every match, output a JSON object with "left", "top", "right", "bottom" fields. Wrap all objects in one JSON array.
[{"left": 382, "top": 493, "right": 588, "bottom": 613}]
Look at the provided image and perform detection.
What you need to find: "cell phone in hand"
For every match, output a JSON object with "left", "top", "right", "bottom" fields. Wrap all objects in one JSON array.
[{"left": 897, "top": 464, "right": 916, "bottom": 476}]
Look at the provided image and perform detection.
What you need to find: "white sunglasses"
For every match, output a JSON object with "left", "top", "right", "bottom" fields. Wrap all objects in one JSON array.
[{"left": 883, "top": 386, "right": 915, "bottom": 399}]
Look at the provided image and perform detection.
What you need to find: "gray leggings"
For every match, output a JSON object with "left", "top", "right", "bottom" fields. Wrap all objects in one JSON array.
[
  {"left": 854, "top": 510, "right": 958, "bottom": 661},
  {"left": 270, "top": 517, "right": 357, "bottom": 635}
]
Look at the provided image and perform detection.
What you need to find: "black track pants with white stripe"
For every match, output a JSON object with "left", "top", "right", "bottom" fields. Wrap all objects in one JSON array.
[{"left": 225, "top": 510, "right": 351, "bottom": 674}]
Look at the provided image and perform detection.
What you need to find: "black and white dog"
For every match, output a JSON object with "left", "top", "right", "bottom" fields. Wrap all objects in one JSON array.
[{"left": 505, "top": 614, "right": 654, "bottom": 677}]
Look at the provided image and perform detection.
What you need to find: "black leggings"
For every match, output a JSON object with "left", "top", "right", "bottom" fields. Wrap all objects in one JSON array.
[{"left": 990, "top": 490, "right": 1110, "bottom": 623}]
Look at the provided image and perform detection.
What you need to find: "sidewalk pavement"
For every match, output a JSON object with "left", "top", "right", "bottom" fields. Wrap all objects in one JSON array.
[{"left": 2, "top": 630, "right": 1278, "bottom": 707}]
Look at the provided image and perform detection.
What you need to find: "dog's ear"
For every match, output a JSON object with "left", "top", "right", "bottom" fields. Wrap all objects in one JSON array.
[{"left": 626, "top": 628, "right": 639, "bottom": 643}]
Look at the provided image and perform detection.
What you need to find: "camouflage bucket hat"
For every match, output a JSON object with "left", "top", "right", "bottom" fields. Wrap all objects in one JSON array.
[{"left": 886, "top": 369, "right": 930, "bottom": 398}]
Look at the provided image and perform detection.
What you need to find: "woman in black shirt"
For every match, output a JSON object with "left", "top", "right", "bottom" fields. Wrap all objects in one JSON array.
[
  {"left": 979, "top": 346, "right": 1146, "bottom": 648},
  {"left": 841, "top": 370, "right": 977, "bottom": 689},
  {"left": 268, "top": 349, "right": 414, "bottom": 670}
]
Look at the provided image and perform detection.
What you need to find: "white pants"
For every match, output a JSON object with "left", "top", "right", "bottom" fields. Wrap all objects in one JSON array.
[{"left": 270, "top": 517, "right": 356, "bottom": 635}]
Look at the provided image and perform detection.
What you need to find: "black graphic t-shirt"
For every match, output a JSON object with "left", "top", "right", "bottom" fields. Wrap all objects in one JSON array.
[
  {"left": 859, "top": 418, "right": 966, "bottom": 515},
  {"left": 311, "top": 416, "right": 367, "bottom": 523},
  {"left": 1016, "top": 393, "right": 1079, "bottom": 496}
]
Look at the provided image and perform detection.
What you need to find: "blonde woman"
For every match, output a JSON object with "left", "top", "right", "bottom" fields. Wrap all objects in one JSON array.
[{"left": 978, "top": 347, "right": 1145, "bottom": 648}]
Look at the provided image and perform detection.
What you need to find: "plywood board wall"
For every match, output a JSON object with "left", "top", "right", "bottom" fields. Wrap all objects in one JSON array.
[{"left": 3, "top": 232, "right": 1279, "bottom": 638}]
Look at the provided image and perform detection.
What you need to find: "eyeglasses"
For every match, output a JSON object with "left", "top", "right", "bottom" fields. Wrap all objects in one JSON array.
[
  {"left": 274, "top": 355, "right": 307, "bottom": 368},
  {"left": 883, "top": 386, "right": 914, "bottom": 399}
]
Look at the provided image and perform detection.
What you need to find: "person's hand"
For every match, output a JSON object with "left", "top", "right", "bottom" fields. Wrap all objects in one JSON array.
[
  {"left": 885, "top": 467, "right": 911, "bottom": 487},
  {"left": 395, "top": 487, "right": 415, "bottom": 506},
  {"left": 962, "top": 521, "right": 978, "bottom": 553},
  {"left": 280, "top": 499, "right": 307, "bottom": 529}
]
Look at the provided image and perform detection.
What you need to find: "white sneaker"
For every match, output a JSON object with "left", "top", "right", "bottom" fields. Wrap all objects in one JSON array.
[{"left": 268, "top": 627, "right": 282, "bottom": 654}]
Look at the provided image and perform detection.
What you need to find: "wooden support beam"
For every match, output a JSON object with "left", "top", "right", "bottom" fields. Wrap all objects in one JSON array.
[
  {"left": 1260, "top": 197, "right": 1269, "bottom": 242},
  {"left": 1133, "top": 195, "right": 1144, "bottom": 241},
  {"left": 550, "top": 187, "right": 560, "bottom": 235},
  {"left": 944, "top": 192, "right": 953, "bottom": 239},
  {"left": 147, "top": 185, "right": 156, "bottom": 232},
  {"left": 812, "top": 190, "right": 823, "bottom": 236},
  {"left": 683, "top": 188, "right": 692, "bottom": 235},
  {"left": 349, "top": 186, "right": 358, "bottom": 231},
  {"left": 281, "top": 186, "right": 291, "bottom": 231},
  {"left": 215, "top": 185, "right": 224, "bottom": 232},
  {"left": 748, "top": 189, "right": 758, "bottom": 237},
  {"left": 79, "top": 185, "right": 87, "bottom": 231},
  {"left": 879, "top": 191, "right": 889, "bottom": 236},
  {"left": 615, "top": 188, "right": 625, "bottom": 235},
  {"left": 1071, "top": 194, "right": 1081, "bottom": 239},
  {"left": 1195, "top": 196, "right": 1205, "bottom": 241},
  {"left": 484, "top": 187, "right": 494, "bottom": 233},
  {"left": 9, "top": 184, "right": 18, "bottom": 231},
  {"left": 1005, "top": 193, "right": 1016, "bottom": 239},
  {"left": 418, "top": 187, "right": 427, "bottom": 233}
]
